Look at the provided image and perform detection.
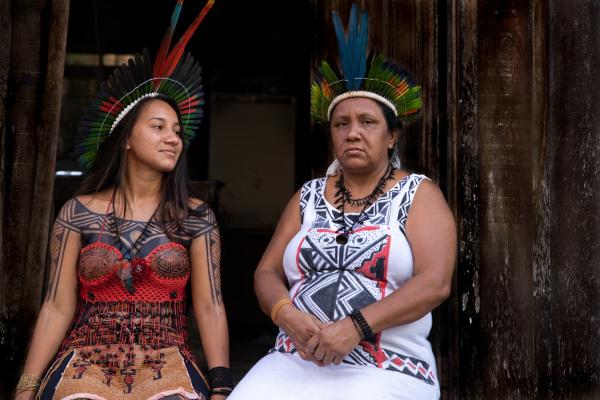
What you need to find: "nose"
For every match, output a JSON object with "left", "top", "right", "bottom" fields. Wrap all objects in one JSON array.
[
  {"left": 164, "top": 131, "right": 181, "bottom": 144},
  {"left": 346, "top": 121, "right": 361, "bottom": 140}
]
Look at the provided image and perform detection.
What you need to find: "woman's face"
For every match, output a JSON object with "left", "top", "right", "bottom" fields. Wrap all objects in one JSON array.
[
  {"left": 330, "top": 97, "right": 396, "bottom": 174},
  {"left": 126, "top": 99, "right": 183, "bottom": 173}
]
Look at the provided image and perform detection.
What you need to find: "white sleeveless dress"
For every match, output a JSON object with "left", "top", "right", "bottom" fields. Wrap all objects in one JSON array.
[{"left": 230, "top": 173, "right": 440, "bottom": 400}]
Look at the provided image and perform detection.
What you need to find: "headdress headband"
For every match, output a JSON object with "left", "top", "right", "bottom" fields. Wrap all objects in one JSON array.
[
  {"left": 310, "top": 3, "right": 422, "bottom": 123},
  {"left": 77, "top": 0, "right": 215, "bottom": 169}
]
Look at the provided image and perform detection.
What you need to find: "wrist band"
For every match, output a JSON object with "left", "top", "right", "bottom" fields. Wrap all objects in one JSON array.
[
  {"left": 211, "top": 387, "right": 233, "bottom": 396},
  {"left": 208, "top": 366, "right": 233, "bottom": 394},
  {"left": 270, "top": 298, "right": 292, "bottom": 323},
  {"left": 349, "top": 309, "right": 375, "bottom": 341},
  {"left": 15, "top": 374, "right": 41, "bottom": 394},
  {"left": 349, "top": 316, "right": 364, "bottom": 338}
]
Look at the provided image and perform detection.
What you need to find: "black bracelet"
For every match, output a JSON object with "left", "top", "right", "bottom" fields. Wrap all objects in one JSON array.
[
  {"left": 208, "top": 366, "right": 234, "bottom": 392},
  {"left": 349, "top": 309, "right": 375, "bottom": 341},
  {"left": 210, "top": 387, "right": 233, "bottom": 396}
]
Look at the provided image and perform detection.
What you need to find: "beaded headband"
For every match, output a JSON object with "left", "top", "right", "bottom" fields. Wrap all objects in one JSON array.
[
  {"left": 77, "top": 0, "right": 215, "bottom": 169},
  {"left": 310, "top": 3, "right": 422, "bottom": 123}
]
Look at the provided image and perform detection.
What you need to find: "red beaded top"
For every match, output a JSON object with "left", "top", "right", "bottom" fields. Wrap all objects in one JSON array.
[{"left": 78, "top": 241, "right": 190, "bottom": 302}]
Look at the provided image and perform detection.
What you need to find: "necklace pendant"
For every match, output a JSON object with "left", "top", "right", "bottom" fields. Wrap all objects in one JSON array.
[
  {"left": 116, "top": 259, "right": 135, "bottom": 294},
  {"left": 336, "top": 234, "right": 348, "bottom": 245}
]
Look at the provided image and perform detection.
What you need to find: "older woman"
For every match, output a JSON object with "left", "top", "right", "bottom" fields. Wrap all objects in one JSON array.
[
  {"left": 15, "top": 2, "right": 233, "bottom": 399},
  {"left": 229, "top": 4, "right": 455, "bottom": 400}
]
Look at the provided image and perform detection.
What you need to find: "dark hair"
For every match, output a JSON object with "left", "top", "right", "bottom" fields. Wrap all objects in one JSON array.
[
  {"left": 374, "top": 101, "right": 401, "bottom": 160},
  {"left": 375, "top": 101, "right": 401, "bottom": 133},
  {"left": 77, "top": 95, "right": 192, "bottom": 237}
]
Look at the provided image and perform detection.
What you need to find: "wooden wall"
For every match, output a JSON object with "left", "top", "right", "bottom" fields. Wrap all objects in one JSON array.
[
  {"left": 452, "top": 0, "right": 600, "bottom": 398},
  {"left": 0, "top": 0, "right": 69, "bottom": 396}
]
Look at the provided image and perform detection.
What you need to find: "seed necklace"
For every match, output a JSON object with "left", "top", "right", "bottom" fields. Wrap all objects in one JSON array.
[{"left": 333, "top": 164, "right": 395, "bottom": 245}]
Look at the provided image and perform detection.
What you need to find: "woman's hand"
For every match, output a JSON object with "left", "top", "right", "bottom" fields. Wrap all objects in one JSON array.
[
  {"left": 276, "top": 305, "right": 323, "bottom": 360},
  {"left": 307, "top": 318, "right": 362, "bottom": 366}
]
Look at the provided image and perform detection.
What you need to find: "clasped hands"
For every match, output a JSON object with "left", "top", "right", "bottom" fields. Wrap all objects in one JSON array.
[{"left": 275, "top": 305, "right": 362, "bottom": 366}]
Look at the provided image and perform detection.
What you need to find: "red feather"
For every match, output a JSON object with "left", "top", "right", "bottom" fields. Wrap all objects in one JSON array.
[{"left": 153, "top": 0, "right": 215, "bottom": 78}]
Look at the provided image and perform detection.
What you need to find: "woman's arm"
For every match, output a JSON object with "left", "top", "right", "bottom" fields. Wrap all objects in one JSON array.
[
  {"left": 254, "top": 190, "right": 323, "bottom": 360},
  {"left": 189, "top": 206, "right": 230, "bottom": 399},
  {"left": 362, "top": 179, "right": 456, "bottom": 330},
  {"left": 16, "top": 203, "right": 81, "bottom": 399},
  {"left": 310, "top": 180, "right": 456, "bottom": 365}
]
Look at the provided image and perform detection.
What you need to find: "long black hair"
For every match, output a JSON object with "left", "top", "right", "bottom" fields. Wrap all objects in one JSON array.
[{"left": 77, "top": 95, "right": 193, "bottom": 235}]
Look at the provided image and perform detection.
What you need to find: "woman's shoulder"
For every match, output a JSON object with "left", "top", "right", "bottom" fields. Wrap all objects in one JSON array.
[
  {"left": 397, "top": 170, "right": 430, "bottom": 183},
  {"left": 55, "top": 193, "right": 110, "bottom": 232},
  {"left": 402, "top": 173, "right": 446, "bottom": 211},
  {"left": 299, "top": 176, "right": 326, "bottom": 194},
  {"left": 395, "top": 171, "right": 432, "bottom": 194},
  {"left": 72, "top": 189, "right": 114, "bottom": 214},
  {"left": 183, "top": 197, "right": 218, "bottom": 239},
  {"left": 187, "top": 197, "right": 211, "bottom": 216},
  {"left": 302, "top": 176, "right": 326, "bottom": 187}
]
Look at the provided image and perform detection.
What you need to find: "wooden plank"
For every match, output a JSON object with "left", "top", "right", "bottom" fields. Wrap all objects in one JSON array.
[
  {"left": 0, "top": 3, "right": 11, "bottom": 358},
  {"left": 531, "top": 0, "right": 553, "bottom": 398},
  {"left": 0, "top": 0, "right": 64, "bottom": 397},
  {"left": 444, "top": 0, "right": 460, "bottom": 397},
  {"left": 27, "top": 0, "right": 70, "bottom": 316},
  {"left": 548, "top": 1, "right": 600, "bottom": 398},
  {"left": 477, "top": 0, "right": 535, "bottom": 397},
  {"left": 454, "top": 0, "right": 483, "bottom": 397}
]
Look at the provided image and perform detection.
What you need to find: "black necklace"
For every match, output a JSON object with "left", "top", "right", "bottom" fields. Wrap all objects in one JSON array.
[
  {"left": 110, "top": 196, "right": 160, "bottom": 294},
  {"left": 334, "top": 164, "right": 395, "bottom": 245}
]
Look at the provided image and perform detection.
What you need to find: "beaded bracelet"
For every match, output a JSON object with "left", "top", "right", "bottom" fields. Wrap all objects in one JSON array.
[
  {"left": 15, "top": 374, "right": 41, "bottom": 394},
  {"left": 270, "top": 298, "right": 292, "bottom": 323},
  {"left": 349, "top": 309, "right": 375, "bottom": 341}
]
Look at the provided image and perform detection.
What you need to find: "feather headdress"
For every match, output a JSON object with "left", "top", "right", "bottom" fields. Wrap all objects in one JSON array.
[
  {"left": 77, "top": 0, "right": 215, "bottom": 169},
  {"left": 310, "top": 3, "right": 422, "bottom": 123}
]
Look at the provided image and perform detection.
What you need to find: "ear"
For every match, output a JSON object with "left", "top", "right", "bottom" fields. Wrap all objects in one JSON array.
[{"left": 388, "top": 129, "right": 399, "bottom": 149}]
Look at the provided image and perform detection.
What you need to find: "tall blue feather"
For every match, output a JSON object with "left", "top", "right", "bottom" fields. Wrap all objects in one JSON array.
[
  {"left": 332, "top": 4, "right": 369, "bottom": 90},
  {"left": 356, "top": 11, "right": 369, "bottom": 81},
  {"left": 171, "top": 3, "right": 183, "bottom": 29},
  {"left": 332, "top": 11, "right": 351, "bottom": 88}
]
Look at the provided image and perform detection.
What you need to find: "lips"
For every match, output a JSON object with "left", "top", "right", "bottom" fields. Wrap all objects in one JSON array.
[
  {"left": 160, "top": 149, "right": 178, "bottom": 156},
  {"left": 345, "top": 147, "right": 364, "bottom": 154}
]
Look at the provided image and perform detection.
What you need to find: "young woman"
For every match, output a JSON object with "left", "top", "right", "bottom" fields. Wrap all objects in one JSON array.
[{"left": 15, "top": 1, "right": 233, "bottom": 399}]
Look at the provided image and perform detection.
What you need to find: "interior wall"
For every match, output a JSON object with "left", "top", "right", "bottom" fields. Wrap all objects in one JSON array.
[{"left": 209, "top": 95, "right": 296, "bottom": 230}]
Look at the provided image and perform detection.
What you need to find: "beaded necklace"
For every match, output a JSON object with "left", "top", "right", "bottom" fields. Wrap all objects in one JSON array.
[
  {"left": 334, "top": 164, "right": 395, "bottom": 245},
  {"left": 109, "top": 193, "right": 160, "bottom": 294}
]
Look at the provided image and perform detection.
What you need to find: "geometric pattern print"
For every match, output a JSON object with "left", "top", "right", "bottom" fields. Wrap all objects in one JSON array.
[
  {"left": 384, "top": 349, "right": 436, "bottom": 385},
  {"left": 299, "top": 174, "right": 427, "bottom": 232},
  {"left": 71, "top": 197, "right": 217, "bottom": 258},
  {"left": 277, "top": 173, "right": 436, "bottom": 385},
  {"left": 349, "top": 343, "right": 436, "bottom": 385},
  {"left": 395, "top": 174, "right": 428, "bottom": 235},
  {"left": 293, "top": 226, "right": 390, "bottom": 321},
  {"left": 272, "top": 332, "right": 436, "bottom": 386}
]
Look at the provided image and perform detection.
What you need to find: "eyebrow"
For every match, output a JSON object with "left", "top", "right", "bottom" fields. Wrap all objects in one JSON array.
[
  {"left": 333, "top": 111, "right": 378, "bottom": 120},
  {"left": 149, "top": 117, "right": 180, "bottom": 126}
]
